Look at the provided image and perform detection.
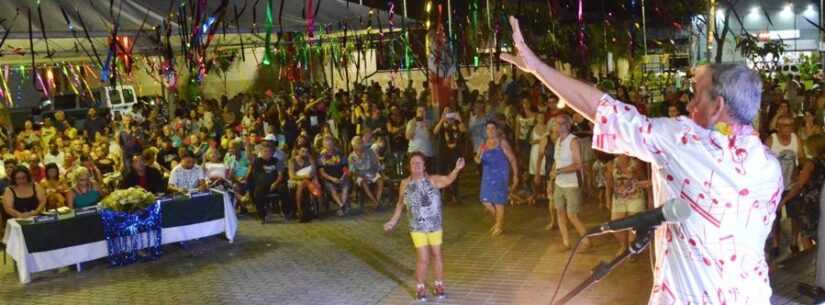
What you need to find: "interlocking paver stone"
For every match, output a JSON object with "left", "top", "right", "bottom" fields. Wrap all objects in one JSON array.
[{"left": 0, "top": 167, "right": 810, "bottom": 305}]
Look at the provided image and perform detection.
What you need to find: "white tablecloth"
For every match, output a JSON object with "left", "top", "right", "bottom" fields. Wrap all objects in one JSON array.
[{"left": 3, "top": 190, "right": 238, "bottom": 284}]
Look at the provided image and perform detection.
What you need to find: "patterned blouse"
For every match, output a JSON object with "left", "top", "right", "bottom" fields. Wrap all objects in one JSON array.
[{"left": 404, "top": 177, "right": 442, "bottom": 233}]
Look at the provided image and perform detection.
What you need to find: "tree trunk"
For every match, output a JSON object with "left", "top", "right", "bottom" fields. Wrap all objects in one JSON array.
[{"left": 714, "top": 10, "right": 732, "bottom": 63}]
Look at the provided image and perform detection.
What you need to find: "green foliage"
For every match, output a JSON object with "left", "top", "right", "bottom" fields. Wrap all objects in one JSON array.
[{"left": 735, "top": 33, "right": 785, "bottom": 73}]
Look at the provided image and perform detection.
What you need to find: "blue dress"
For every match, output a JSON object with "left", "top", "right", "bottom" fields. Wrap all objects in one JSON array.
[{"left": 480, "top": 144, "right": 510, "bottom": 205}]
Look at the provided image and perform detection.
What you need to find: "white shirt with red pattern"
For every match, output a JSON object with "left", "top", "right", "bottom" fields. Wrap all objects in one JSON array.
[{"left": 592, "top": 95, "right": 783, "bottom": 305}]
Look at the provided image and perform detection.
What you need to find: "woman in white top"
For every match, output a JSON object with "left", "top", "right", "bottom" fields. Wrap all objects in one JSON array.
[
  {"left": 527, "top": 113, "right": 550, "bottom": 206},
  {"left": 204, "top": 149, "right": 229, "bottom": 185},
  {"left": 765, "top": 115, "right": 805, "bottom": 257}
]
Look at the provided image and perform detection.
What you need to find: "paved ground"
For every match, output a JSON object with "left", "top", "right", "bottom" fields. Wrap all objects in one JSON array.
[{"left": 0, "top": 168, "right": 813, "bottom": 305}]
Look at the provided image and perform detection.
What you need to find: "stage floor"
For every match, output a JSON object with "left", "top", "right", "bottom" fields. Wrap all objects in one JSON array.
[{"left": 0, "top": 168, "right": 809, "bottom": 305}]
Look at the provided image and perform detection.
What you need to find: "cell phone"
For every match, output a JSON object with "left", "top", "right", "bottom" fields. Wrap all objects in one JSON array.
[{"left": 446, "top": 112, "right": 459, "bottom": 120}]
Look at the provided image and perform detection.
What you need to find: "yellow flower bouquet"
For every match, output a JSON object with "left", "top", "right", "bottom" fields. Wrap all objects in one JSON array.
[{"left": 100, "top": 187, "right": 157, "bottom": 213}]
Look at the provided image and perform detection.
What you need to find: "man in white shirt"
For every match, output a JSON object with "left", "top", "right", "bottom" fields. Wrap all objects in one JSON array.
[
  {"left": 548, "top": 114, "right": 588, "bottom": 250},
  {"left": 168, "top": 150, "right": 207, "bottom": 193},
  {"left": 43, "top": 142, "right": 65, "bottom": 170},
  {"left": 503, "top": 16, "right": 782, "bottom": 305}
]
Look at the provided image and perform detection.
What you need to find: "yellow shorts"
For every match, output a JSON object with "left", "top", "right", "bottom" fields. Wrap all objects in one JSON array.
[{"left": 410, "top": 230, "right": 443, "bottom": 248}]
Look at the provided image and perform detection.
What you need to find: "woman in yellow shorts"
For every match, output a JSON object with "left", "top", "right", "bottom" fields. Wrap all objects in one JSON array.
[
  {"left": 605, "top": 154, "right": 651, "bottom": 258},
  {"left": 384, "top": 151, "right": 465, "bottom": 302}
]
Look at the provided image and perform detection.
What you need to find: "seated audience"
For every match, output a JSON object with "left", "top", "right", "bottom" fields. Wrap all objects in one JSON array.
[{"left": 2, "top": 166, "right": 46, "bottom": 219}]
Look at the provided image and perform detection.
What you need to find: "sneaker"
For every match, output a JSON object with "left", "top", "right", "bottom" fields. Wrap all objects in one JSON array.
[
  {"left": 416, "top": 284, "right": 427, "bottom": 302},
  {"left": 433, "top": 282, "right": 446, "bottom": 299}
]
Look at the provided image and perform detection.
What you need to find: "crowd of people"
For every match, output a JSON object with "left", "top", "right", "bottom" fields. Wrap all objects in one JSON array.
[{"left": 0, "top": 63, "right": 824, "bottom": 293}]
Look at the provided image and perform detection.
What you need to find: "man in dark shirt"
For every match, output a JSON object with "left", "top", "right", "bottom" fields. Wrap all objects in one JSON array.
[
  {"left": 83, "top": 108, "right": 107, "bottom": 142},
  {"left": 248, "top": 143, "right": 289, "bottom": 224},
  {"left": 120, "top": 155, "right": 166, "bottom": 194}
]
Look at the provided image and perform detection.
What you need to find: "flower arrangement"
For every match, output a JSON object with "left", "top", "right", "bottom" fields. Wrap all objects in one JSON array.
[{"left": 100, "top": 187, "right": 157, "bottom": 213}]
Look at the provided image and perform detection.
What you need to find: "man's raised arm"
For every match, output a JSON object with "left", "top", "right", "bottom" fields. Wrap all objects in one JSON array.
[{"left": 500, "top": 16, "right": 605, "bottom": 122}]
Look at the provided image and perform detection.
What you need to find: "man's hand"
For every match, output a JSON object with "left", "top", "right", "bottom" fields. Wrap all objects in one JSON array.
[
  {"left": 198, "top": 180, "right": 209, "bottom": 192},
  {"left": 499, "top": 17, "right": 541, "bottom": 75},
  {"left": 455, "top": 158, "right": 466, "bottom": 172}
]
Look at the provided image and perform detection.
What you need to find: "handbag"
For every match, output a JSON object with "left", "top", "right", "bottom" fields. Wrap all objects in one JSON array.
[{"left": 308, "top": 180, "right": 322, "bottom": 198}]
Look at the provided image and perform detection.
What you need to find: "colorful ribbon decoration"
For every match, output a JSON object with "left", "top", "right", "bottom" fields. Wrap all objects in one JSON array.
[
  {"left": 262, "top": 0, "right": 274, "bottom": 66},
  {"left": 577, "top": 0, "right": 586, "bottom": 61},
  {"left": 100, "top": 204, "right": 163, "bottom": 266},
  {"left": 305, "top": 0, "right": 315, "bottom": 38},
  {"left": 35, "top": 69, "right": 50, "bottom": 98}
]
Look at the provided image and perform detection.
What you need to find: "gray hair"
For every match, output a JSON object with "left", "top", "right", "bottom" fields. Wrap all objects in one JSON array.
[{"left": 707, "top": 64, "right": 762, "bottom": 125}]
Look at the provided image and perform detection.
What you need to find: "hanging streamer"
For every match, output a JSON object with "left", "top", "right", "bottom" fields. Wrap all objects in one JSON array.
[
  {"left": 100, "top": 204, "right": 163, "bottom": 266},
  {"left": 277, "top": 0, "right": 285, "bottom": 43},
  {"left": 233, "top": 1, "right": 248, "bottom": 61},
  {"left": 35, "top": 69, "right": 50, "bottom": 98},
  {"left": 2, "top": 65, "right": 12, "bottom": 106},
  {"left": 27, "top": 9, "right": 36, "bottom": 87},
  {"left": 36, "top": 2, "right": 55, "bottom": 58},
  {"left": 251, "top": 0, "right": 261, "bottom": 34},
  {"left": 577, "top": 0, "right": 586, "bottom": 61},
  {"left": 262, "top": 0, "right": 274, "bottom": 65},
  {"left": 76, "top": 9, "right": 104, "bottom": 68},
  {"left": 305, "top": 0, "right": 315, "bottom": 38},
  {"left": 387, "top": 2, "right": 398, "bottom": 71},
  {"left": 62, "top": 65, "right": 79, "bottom": 95}
]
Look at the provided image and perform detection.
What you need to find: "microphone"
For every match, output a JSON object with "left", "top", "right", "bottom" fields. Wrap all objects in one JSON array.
[{"left": 585, "top": 198, "right": 692, "bottom": 236}]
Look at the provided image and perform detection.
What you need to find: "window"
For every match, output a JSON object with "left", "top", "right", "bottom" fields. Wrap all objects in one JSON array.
[
  {"left": 122, "top": 87, "right": 135, "bottom": 104},
  {"left": 109, "top": 88, "right": 122, "bottom": 105}
]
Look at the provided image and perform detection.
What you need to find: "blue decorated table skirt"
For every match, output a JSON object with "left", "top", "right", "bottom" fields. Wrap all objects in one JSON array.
[{"left": 2, "top": 191, "right": 238, "bottom": 283}]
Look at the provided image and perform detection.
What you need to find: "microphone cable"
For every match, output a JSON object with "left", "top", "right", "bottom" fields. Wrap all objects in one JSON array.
[{"left": 548, "top": 237, "right": 586, "bottom": 305}]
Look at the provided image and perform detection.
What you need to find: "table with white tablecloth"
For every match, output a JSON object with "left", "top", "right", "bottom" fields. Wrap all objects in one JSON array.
[{"left": 3, "top": 190, "right": 238, "bottom": 284}]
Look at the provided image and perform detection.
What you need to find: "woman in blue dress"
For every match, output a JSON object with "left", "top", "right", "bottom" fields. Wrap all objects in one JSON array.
[{"left": 475, "top": 121, "right": 519, "bottom": 236}]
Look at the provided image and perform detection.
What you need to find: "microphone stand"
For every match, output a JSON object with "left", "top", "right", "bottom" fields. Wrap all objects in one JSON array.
[{"left": 551, "top": 226, "right": 655, "bottom": 305}]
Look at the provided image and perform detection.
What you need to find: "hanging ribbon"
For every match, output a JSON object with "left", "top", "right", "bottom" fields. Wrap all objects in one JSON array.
[
  {"left": 577, "top": 0, "right": 586, "bottom": 62},
  {"left": 35, "top": 68, "right": 50, "bottom": 98},
  {"left": 36, "top": 2, "right": 55, "bottom": 58},
  {"left": 76, "top": 8, "right": 104, "bottom": 68},
  {"left": 233, "top": 1, "right": 248, "bottom": 61},
  {"left": 305, "top": 0, "right": 315, "bottom": 38},
  {"left": 62, "top": 65, "right": 79, "bottom": 95},
  {"left": 27, "top": 9, "right": 36, "bottom": 87},
  {"left": 251, "top": 0, "right": 261, "bottom": 34},
  {"left": 1, "top": 65, "right": 11, "bottom": 106},
  {"left": 262, "top": 0, "right": 274, "bottom": 66},
  {"left": 0, "top": 66, "right": 6, "bottom": 105},
  {"left": 387, "top": 2, "right": 398, "bottom": 71},
  {"left": 100, "top": 203, "right": 163, "bottom": 266},
  {"left": 277, "top": 0, "right": 286, "bottom": 44},
  {"left": 45, "top": 66, "right": 56, "bottom": 96}
]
